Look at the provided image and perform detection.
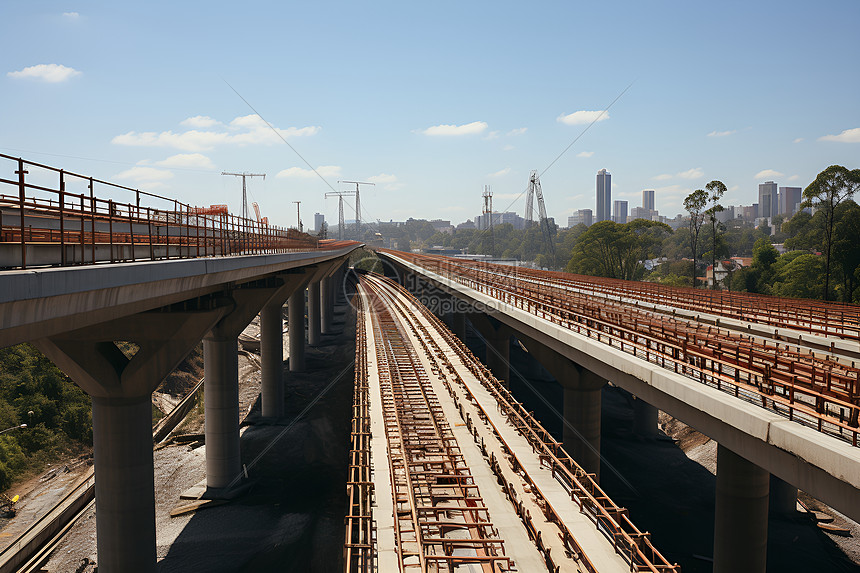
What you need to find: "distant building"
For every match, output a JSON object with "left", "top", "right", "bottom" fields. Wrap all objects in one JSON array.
[
  {"left": 568, "top": 209, "right": 593, "bottom": 227},
  {"left": 475, "top": 211, "right": 526, "bottom": 230},
  {"left": 313, "top": 213, "right": 325, "bottom": 232},
  {"left": 456, "top": 219, "right": 476, "bottom": 230},
  {"left": 716, "top": 205, "right": 735, "bottom": 223},
  {"left": 759, "top": 181, "right": 778, "bottom": 220},
  {"left": 778, "top": 186, "right": 802, "bottom": 217},
  {"left": 739, "top": 204, "right": 759, "bottom": 221},
  {"left": 642, "top": 189, "right": 655, "bottom": 212},
  {"left": 613, "top": 200, "right": 628, "bottom": 224},
  {"left": 596, "top": 169, "right": 611, "bottom": 222}
]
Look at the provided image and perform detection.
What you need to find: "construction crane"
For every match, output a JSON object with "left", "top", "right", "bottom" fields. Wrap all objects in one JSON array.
[
  {"left": 337, "top": 180, "right": 375, "bottom": 237},
  {"left": 482, "top": 185, "right": 495, "bottom": 259},
  {"left": 292, "top": 200, "right": 302, "bottom": 232},
  {"left": 221, "top": 171, "right": 265, "bottom": 220},
  {"left": 251, "top": 202, "right": 269, "bottom": 226},
  {"left": 525, "top": 170, "right": 555, "bottom": 256},
  {"left": 325, "top": 190, "right": 354, "bottom": 240}
]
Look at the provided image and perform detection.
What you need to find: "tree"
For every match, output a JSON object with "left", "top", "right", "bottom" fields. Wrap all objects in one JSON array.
[
  {"left": 684, "top": 189, "right": 708, "bottom": 287},
  {"left": 566, "top": 220, "right": 671, "bottom": 280},
  {"left": 705, "top": 180, "right": 726, "bottom": 289},
  {"left": 802, "top": 165, "right": 860, "bottom": 300}
]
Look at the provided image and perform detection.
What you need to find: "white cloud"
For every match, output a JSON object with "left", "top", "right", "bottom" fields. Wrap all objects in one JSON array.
[
  {"left": 576, "top": 151, "right": 594, "bottom": 158},
  {"left": 487, "top": 168, "right": 511, "bottom": 178},
  {"left": 729, "top": 185, "right": 739, "bottom": 191},
  {"left": 507, "top": 127, "right": 527, "bottom": 136},
  {"left": 484, "top": 130, "right": 500, "bottom": 140},
  {"left": 366, "top": 173, "right": 403, "bottom": 191},
  {"left": 112, "top": 114, "right": 320, "bottom": 151},
  {"left": 8, "top": 63, "right": 81, "bottom": 83},
  {"left": 420, "top": 121, "right": 488, "bottom": 136},
  {"left": 787, "top": 174, "right": 800, "bottom": 182},
  {"left": 793, "top": 138, "right": 804, "bottom": 143},
  {"left": 63, "top": 12, "right": 79, "bottom": 19},
  {"left": 754, "top": 169, "right": 784, "bottom": 180},
  {"left": 653, "top": 167, "right": 703, "bottom": 181},
  {"left": 114, "top": 166, "right": 174, "bottom": 182},
  {"left": 276, "top": 165, "right": 342, "bottom": 179},
  {"left": 557, "top": 110, "right": 609, "bottom": 126},
  {"left": 155, "top": 153, "right": 215, "bottom": 169},
  {"left": 819, "top": 127, "right": 860, "bottom": 143},
  {"left": 181, "top": 115, "right": 221, "bottom": 128},
  {"left": 707, "top": 130, "right": 736, "bottom": 137}
]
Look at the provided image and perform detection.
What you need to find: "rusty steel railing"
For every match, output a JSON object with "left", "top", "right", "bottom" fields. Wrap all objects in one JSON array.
[
  {"left": 381, "top": 250, "right": 860, "bottom": 447},
  {"left": 0, "top": 154, "right": 355, "bottom": 269},
  {"left": 367, "top": 272, "right": 680, "bottom": 572}
]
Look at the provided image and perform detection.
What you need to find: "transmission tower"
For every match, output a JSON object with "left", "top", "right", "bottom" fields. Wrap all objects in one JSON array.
[
  {"left": 221, "top": 172, "right": 266, "bottom": 220},
  {"left": 527, "top": 171, "right": 555, "bottom": 256},
  {"left": 325, "top": 191, "right": 354, "bottom": 240},
  {"left": 338, "top": 180, "right": 375, "bottom": 238},
  {"left": 482, "top": 185, "right": 495, "bottom": 259}
]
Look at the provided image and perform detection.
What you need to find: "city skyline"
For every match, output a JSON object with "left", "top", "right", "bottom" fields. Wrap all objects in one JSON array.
[{"left": 2, "top": 2, "right": 858, "bottom": 229}]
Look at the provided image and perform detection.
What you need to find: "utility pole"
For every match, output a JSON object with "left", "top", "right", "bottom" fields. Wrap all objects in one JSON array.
[
  {"left": 221, "top": 171, "right": 266, "bottom": 220},
  {"left": 338, "top": 180, "right": 375, "bottom": 238},
  {"left": 292, "top": 201, "right": 302, "bottom": 232}
]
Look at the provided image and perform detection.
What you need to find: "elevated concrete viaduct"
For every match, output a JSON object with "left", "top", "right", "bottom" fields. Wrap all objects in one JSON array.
[
  {"left": 378, "top": 250, "right": 860, "bottom": 573},
  {"left": 0, "top": 245, "right": 359, "bottom": 573}
]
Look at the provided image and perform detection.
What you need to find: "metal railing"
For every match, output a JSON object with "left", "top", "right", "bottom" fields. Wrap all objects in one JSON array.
[{"left": 0, "top": 154, "right": 353, "bottom": 269}]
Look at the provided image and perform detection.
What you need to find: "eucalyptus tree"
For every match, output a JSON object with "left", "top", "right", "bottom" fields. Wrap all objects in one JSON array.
[
  {"left": 684, "top": 189, "right": 708, "bottom": 287},
  {"left": 705, "top": 180, "right": 727, "bottom": 290}
]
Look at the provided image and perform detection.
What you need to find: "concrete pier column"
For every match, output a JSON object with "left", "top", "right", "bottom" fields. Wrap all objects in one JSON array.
[
  {"left": 769, "top": 475, "right": 797, "bottom": 517},
  {"left": 308, "top": 282, "right": 321, "bottom": 345},
  {"left": 320, "top": 277, "right": 333, "bottom": 334},
  {"left": 486, "top": 332, "right": 511, "bottom": 387},
  {"left": 92, "top": 396, "right": 156, "bottom": 572},
  {"left": 260, "top": 301, "right": 285, "bottom": 418},
  {"left": 451, "top": 312, "right": 467, "bottom": 340},
  {"left": 713, "top": 444, "right": 769, "bottom": 573},
  {"left": 288, "top": 289, "right": 306, "bottom": 372},
  {"left": 562, "top": 380, "right": 603, "bottom": 479},
  {"left": 203, "top": 335, "right": 242, "bottom": 489},
  {"left": 632, "top": 396, "right": 659, "bottom": 439}
]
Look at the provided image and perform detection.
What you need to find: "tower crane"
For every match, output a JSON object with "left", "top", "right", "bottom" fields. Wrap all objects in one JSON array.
[
  {"left": 221, "top": 171, "right": 265, "bottom": 220},
  {"left": 324, "top": 190, "right": 354, "bottom": 240},
  {"left": 337, "top": 180, "right": 375, "bottom": 237},
  {"left": 525, "top": 170, "right": 555, "bottom": 256}
]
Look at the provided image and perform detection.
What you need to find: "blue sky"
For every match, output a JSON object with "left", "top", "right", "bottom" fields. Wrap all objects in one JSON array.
[{"left": 2, "top": 1, "right": 858, "bottom": 229}]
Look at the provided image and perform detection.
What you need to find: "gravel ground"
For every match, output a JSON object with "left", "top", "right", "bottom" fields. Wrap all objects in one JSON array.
[{"left": 33, "top": 295, "right": 355, "bottom": 573}]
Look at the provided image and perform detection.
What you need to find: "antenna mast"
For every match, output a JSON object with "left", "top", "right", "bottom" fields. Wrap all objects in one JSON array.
[
  {"left": 221, "top": 171, "right": 266, "bottom": 220},
  {"left": 482, "top": 185, "right": 495, "bottom": 259}
]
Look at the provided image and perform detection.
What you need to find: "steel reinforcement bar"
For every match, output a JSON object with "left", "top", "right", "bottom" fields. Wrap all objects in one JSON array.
[
  {"left": 0, "top": 154, "right": 357, "bottom": 269},
  {"left": 367, "top": 272, "right": 679, "bottom": 572},
  {"left": 361, "top": 278, "right": 511, "bottom": 572},
  {"left": 388, "top": 251, "right": 860, "bottom": 446}
]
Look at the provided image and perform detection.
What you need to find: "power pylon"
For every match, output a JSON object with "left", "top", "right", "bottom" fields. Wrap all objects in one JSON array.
[
  {"left": 325, "top": 191, "right": 353, "bottom": 240},
  {"left": 482, "top": 185, "right": 495, "bottom": 259},
  {"left": 221, "top": 171, "right": 265, "bottom": 220},
  {"left": 338, "top": 180, "right": 375, "bottom": 238}
]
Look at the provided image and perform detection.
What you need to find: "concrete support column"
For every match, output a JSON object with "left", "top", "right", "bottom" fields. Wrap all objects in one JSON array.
[
  {"left": 320, "top": 277, "right": 333, "bottom": 334},
  {"left": 451, "top": 312, "right": 467, "bottom": 340},
  {"left": 92, "top": 396, "right": 156, "bottom": 573},
  {"left": 203, "top": 336, "right": 241, "bottom": 489},
  {"left": 486, "top": 332, "right": 510, "bottom": 387},
  {"left": 769, "top": 475, "right": 797, "bottom": 517},
  {"left": 563, "top": 383, "right": 602, "bottom": 479},
  {"left": 713, "top": 444, "right": 769, "bottom": 573},
  {"left": 632, "top": 396, "right": 659, "bottom": 439},
  {"left": 308, "top": 282, "right": 321, "bottom": 345},
  {"left": 260, "top": 302, "right": 285, "bottom": 418},
  {"left": 288, "top": 289, "right": 306, "bottom": 372}
]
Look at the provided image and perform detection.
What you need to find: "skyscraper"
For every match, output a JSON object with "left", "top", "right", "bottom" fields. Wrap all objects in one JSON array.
[
  {"left": 778, "top": 186, "right": 802, "bottom": 217},
  {"left": 642, "top": 189, "right": 655, "bottom": 212},
  {"left": 758, "top": 181, "right": 778, "bottom": 220},
  {"left": 613, "top": 200, "right": 628, "bottom": 224},
  {"left": 596, "top": 169, "right": 611, "bottom": 222},
  {"left": 314, "top": 213, "right": 325, "bottom": 233}
]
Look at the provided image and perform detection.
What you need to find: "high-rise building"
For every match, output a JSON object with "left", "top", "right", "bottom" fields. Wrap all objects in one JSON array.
[
  {"left": 596, "top": 169, "right": 611, "bottom": 222},
  {"left": 642, "top": 189, "right": 655, "bottom": 212},
  {"left": 313, "top": 213, "right": 325, "bottom": 233},
  {"left": 613, "top": 200, "right": 628, "bottom": 224},
  {"left": 758, "top": 181, "right": 778, "bottom": 220},
  {"left": 778, "top": 186, "right": 802, "bottom": 217},
  {"left": 568, "top": 209, "right": 593, "bottom": 227}
]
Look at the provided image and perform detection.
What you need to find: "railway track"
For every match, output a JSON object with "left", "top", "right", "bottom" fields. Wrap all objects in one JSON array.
[
  {"left": 348, "top": 272, "right": 679, "bottom": 572},
  {"left": 382, "top": 251, "right": 860, "bottom": 447}
]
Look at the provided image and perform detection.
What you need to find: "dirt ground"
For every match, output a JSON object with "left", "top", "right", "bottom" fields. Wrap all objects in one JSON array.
[{"left": 20, "top": 292, "right": 355, "bottom": 573}]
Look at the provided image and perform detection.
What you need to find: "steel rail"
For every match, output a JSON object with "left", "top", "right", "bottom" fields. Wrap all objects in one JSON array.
[
  {"left": 366, "top": 272, "right": 680, "bottom": 572},
  {"left": 384, "top": 251, "right": 860, "bottom": 446}
]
